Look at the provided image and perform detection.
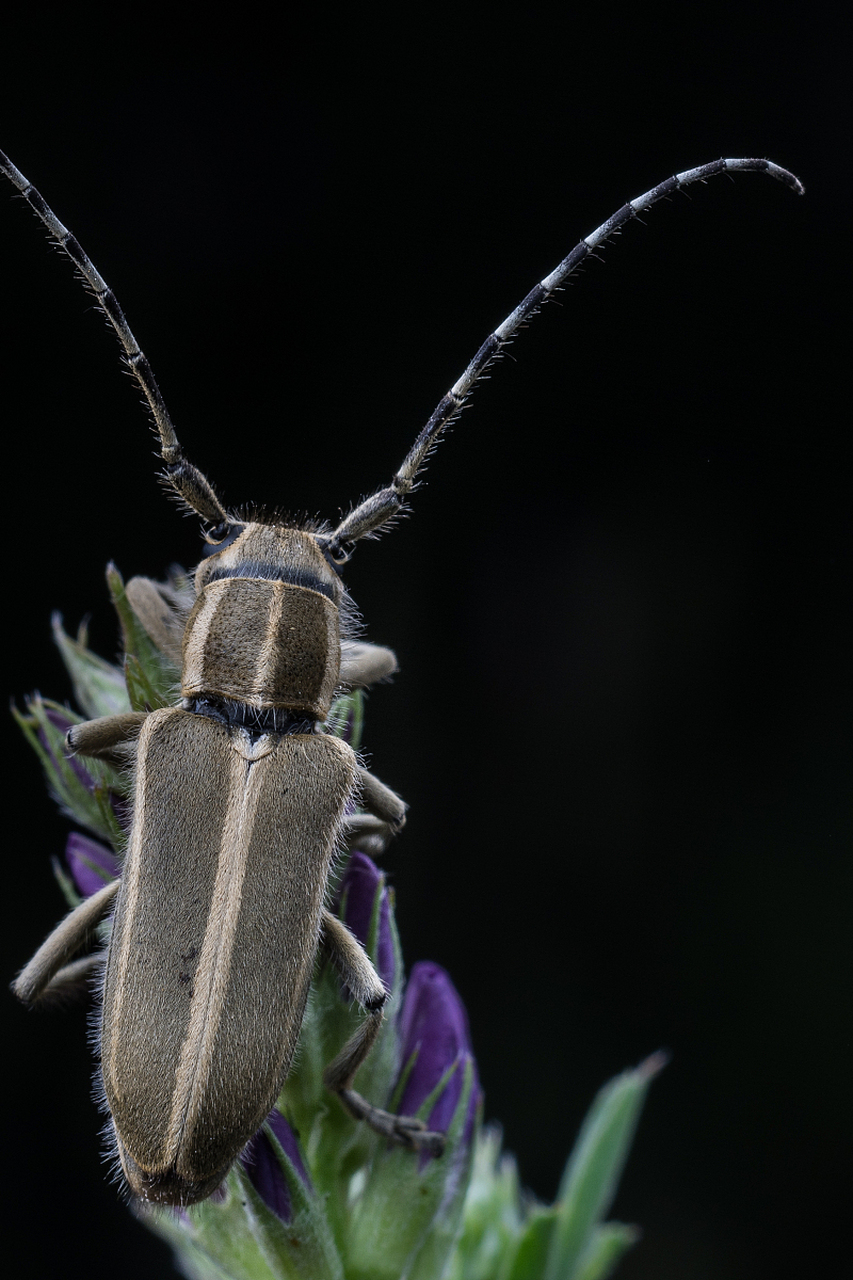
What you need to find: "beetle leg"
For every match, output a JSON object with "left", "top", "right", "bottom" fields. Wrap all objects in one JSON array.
[
  {"left": 356, "top": 767, "right": 406, "bottom": 831},
  {"left": 320, "top": 909, "right": 446, "bottom": 1155},
  {"left": 66, "top": 712, "right": 147, "bottom": 760},
  {"left": 347, "top": 768, "right": 406, "bottom": 856},
  {"left": 12, "top": 879, "right": 119, "bottom": 1004},
  {"left": 341, "top": 812, "right": 397, "bottom": 856},
  {"left": 321, "top": 908, "right": 386, "bottom": 1009},
  {"left": 29, "top": 952, "right": 106, "bottom": 1005},
  {"left": 339, "top": 641, "right": 398, "bottom": 688},
  {"left": 125, "top": 575, "right": 191, "bottom": 665}
]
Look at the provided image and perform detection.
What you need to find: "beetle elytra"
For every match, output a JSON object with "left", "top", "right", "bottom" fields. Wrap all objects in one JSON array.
[{"left": 3, "top": 149, "right": 802, "bottom": 1206}]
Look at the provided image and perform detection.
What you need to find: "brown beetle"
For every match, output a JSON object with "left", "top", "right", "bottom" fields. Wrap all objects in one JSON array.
[{"left": 3, "top": 148, "right": 802, "bottom": 1204}]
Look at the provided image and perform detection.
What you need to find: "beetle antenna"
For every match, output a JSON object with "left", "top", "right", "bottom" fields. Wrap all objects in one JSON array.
[
  {"left": 0, "top": 149, "right": 230, "bottom": 536},
  {"left": 325, "top": 157, "right": 803, "bottom": 561}
]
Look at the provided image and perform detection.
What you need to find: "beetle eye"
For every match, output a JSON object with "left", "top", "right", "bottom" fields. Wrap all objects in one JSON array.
[
  {"left": 326, "top": 540, "right": 353, "bottom": 567},
  {"left": 315, "top": 536, "right": 351, "bottom": 572},
  {"left": 202, "top": 522, "right": 243, "bottom": 555}
]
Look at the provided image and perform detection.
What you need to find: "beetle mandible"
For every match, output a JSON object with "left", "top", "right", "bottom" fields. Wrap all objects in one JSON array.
[{"left": 3, "top": 148, "right": 803, "bottom": 1206}]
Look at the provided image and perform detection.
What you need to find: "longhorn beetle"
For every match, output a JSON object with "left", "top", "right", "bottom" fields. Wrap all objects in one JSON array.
[{"left": 3, "top": 149, "right": 803, "bottom": 1206}]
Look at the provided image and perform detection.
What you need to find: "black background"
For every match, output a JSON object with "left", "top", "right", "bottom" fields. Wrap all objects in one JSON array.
[{"left": 1, "top": 12, "right": 847, "bottom": 1279}]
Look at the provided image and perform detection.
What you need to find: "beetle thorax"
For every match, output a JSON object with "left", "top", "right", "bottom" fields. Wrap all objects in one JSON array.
[{"left": 182, "top": 524, "right": 342, "bottom": 718}]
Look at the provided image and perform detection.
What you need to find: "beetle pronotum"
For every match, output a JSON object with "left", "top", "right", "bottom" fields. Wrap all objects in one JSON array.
[{"left": 3, "top": 148, "right": 803, "bottom": 1206}]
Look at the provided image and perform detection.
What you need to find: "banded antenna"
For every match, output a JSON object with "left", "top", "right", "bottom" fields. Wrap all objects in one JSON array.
[
  {"left": 0, "top": 148, "right": 229, "bottom": 537},
  {"left": 324, "top": 158, "right": 802, "bottom": 561},
  {"left": 1, "top": 150, "right": 802, "bottom": 557}
]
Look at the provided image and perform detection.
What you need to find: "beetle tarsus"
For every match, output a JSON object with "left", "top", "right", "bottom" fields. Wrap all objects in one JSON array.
[{"left": 337, "top": 1088, "right": 446, "bottom": 1155}]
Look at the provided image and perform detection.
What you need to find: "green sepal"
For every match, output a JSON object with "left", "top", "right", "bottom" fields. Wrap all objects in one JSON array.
[
  {"left": 51, "top": 613, "right": 130, "bottom": 720},
  {"left": 572, "top": 1223, "right": 640, "bottom": 1280},
  {"left": 12, "top": 696, "right": 123, "bottom": 844},
  {"left": 403, "top": 1067, "right": 482, "bottom": 1280},
  {"left": 106, "top": 564, "right": 180, "bottom": 711},
  {"left": 151, "top": 1232, "right": 235, "bottom": 1280},
  {"left": 542, "top": 1053, "right": 666, "bottom": 1280},
  {"left": 93, "top": 775, "right": 128, "bottom": 849},
  {"left": 150, "top": 1129, "right": 345, "bottom": 1280},
  {"left": 325, "top": 688, "right": 364, "bottom": 752},
  {"left": 502, "top": 1207, "right": 558, "bottom": 1280},
  {"left": 50, "top": 854, "right": 81, "bottom": 911},
  {"left": 123, "top": 651, "right": 162, "bottom": 714},
  {"left": 444, "top": 1127, "right": 525, "bottom": 1280},
  {"left": 344, "top": 1056, "right": 477, "bottom": 1280}
]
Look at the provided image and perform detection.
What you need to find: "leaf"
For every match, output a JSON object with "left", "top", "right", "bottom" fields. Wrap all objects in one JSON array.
[{"left": 543, "top": 1053, "right": 666, "bottom": 1280}]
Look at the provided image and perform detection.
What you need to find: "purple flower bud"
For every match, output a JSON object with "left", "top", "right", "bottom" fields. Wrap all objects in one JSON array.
[
  {"left": 240, "top": 1109, "right": 311, "bottom": 1224},
  {"left": 41, "top": 706, "right": 95, "bottom": 792},
  {"left": 42, "top": 703, "right": 131, "bottom": 832},
  {"left": 44, "top": 705, "right": 75, "bottom": 735},
  {"left": 397, "top": 962, "right": 479, "bottom": 1150},
  {"left": 337, "top": 852, "right": 395, "bottom": 991},
  {"left": 65, "top": 833, "right": 119, "bottom": 898}
]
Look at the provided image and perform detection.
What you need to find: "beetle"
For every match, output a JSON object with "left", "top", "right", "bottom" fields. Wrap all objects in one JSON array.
[{"left": 3, "top": 148, "right": 802, "bottom": 1206}]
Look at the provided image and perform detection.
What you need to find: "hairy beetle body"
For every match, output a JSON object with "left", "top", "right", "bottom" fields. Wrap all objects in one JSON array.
[
  {"left": 105, "top": 711, "right": 355, "bottom": 1203},
  {"left": 185, "top": 525, "right": 343, "bottom": 720},
  {"left": 100, "top": 523, "right": 370, "bottom": 1202}
]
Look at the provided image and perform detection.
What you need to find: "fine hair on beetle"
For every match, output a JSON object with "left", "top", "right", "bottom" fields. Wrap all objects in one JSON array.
[{"left": 2, "top": 147, "right": 803, "bottom": 1206}]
